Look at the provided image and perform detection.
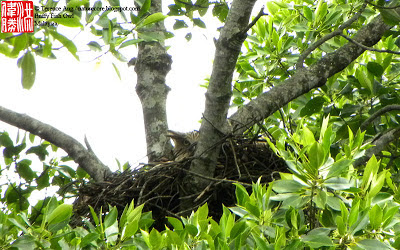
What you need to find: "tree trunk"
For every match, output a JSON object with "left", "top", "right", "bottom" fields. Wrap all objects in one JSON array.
[
  {"left": 134, "top": 0, "right": 173, "bottom": 162},
  {"left": 183, "top": 0, "right": 258, "bottom": 203}
]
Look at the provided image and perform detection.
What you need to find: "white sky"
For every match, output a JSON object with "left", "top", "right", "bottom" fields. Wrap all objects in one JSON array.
[
  {"left": 0, "top": 1, "right": 265, "bottom": 172},
  {"left": 0, "top": 1, "right": 223, "bottom": 170}
]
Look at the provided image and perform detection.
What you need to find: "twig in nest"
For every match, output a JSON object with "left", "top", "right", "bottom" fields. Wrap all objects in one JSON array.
[
  {"left": 194, "top": 182, "right": 215, "bottom": 203},
  {"left": 228, "top": 138, "right": 241, "bottom": 177}
]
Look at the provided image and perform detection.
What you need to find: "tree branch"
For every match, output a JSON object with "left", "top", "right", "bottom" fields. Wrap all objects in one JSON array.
[
  {"left": 0, "top": 105, "right": 112, "bottom": 182},
  {"left": 228, "top": 13, "right": 392, "bottom": 134},
  {"left": 134, "top": 0, "right": 174, "bottom": 162},
  {"left": 354, "top": 127, "right": 400, "bottom": 167},
  {"left": 340, "top": 34, "right": 400, "bottom": 55},
  {"left": 361, "top": 104, "right": 400, "bottom": 130},
  {"left": 188, "top": 0, "right": 258, "bottom": 192}
]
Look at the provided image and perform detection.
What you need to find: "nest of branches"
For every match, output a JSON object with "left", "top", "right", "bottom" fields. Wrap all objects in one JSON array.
[{"left": 71, "top": 137, "right": 288, "bottom": 228}]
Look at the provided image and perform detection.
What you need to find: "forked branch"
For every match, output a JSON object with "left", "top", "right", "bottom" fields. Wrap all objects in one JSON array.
[{"left": 0, "top": 105, "right": 112, "bottom": 182}]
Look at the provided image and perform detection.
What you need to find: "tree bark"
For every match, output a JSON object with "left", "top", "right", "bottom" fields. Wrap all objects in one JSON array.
[
  {"left": 134, "top": 0, "right": 173, "bottom": 162},
  {"left": 0, "top": 106, "right": 111, "bottom": 182},
  {"left": 186, "top": 0, "right": 258, "bottom": 193}
]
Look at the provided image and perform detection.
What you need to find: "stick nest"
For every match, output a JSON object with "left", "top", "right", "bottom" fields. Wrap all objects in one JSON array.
[{"left": 71, "top": 137, "right": 287, "bottom": 228}]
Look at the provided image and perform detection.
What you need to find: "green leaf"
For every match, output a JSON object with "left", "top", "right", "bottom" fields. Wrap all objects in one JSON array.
[
  {"left": 167, "top": 217, "right": 183, "bottom": 230},
  {"left": 300, "top": 96, "right": 326, "bottom": 117},
  {"left": 173, "top": 19, "right": 188, "bottom": 29},
  {"left": 273, "top": 180, "right": 305, "bottom": 193},
  {"left": 230, "top": 221, "right": 246, "bottom": 239},
  {"left": 47, "top": 204, "right": 72, "bottom": 225},
  {"left": 234, "top": 183, "right": 250, "bottom": 206},
  {"left": 368, "top": 170, "right": 387, "bottom": 199},
  {"left": 314, "top": 189, "right": 327, "bottom": 209},
  {"left": 87, "top": 41, "right": 102, "bottom": 52},
  {"left": 36, "top": 171, "right": 50, "bottom": 190},
  {"left": 303, "top": 6, "right": 313, "bottom": 21},
  {"left": 362, "top": 155, "right": 378, "bottom": 190},
  {"left": 20, "top": 51, "right": 36, "bottom": 90},
  {"left": 193, "top": 18, "right": 206, "bottom": 28},
  {"left": 348, "top": 200, "right": 359, "bottom": 228},
  {"left": 50, "top": 13, "right": 82, "bottom": 27},
  {"left": 323, "top": 177, "right": 352, "bottom": 190},
  {"left": 185, "top": 32, "right": 192, "bottom": 41},
  {"left": 26, "top": 144, "right": 49, "bottom": 161},
  {"left": 141, "top": 13, "right": 167, "bottom": 27},
  {"left": 302, "top": 234, "right": 334, "bottom": 248},
  {"left": 369, "top": 204, "right": 383, "bottom": 230},
  {"left": 308, "top": 142, "right": 325, "bottom": 170},
  {"left": 356, "top": 239, "right": 392, "bottom": 249},
  {"left": 112, "top": 63, "right": 121, "bottom": 80},
  {"left": 17, "top": 159, "right": 35, "bottom": 182},
  {"left": 0, "top": 133, "right": 13, "bottom": 147},
  {"left": 119, "top": 39, "right": 143, "bottom": 49},
  {"left": 326, "top": 159, "right": 352, "bottom": 179},
  {"left": 49, "top": 31, "right": 79, "bottom": 60},
  {"left": 149, "top": 228, "right": 162, "bottom": 248},
  {"left": 336, "top": 216, "right": 346, "bottom": 235},
  {"left": 267, "top": 1, "right": 280, "bottom": 15},
  {"left": 81, "top": 233, "right": 99, "bottom": 248},
  {"left": 138, "top": 0, "right": 150, "bottom": 18},
  {"left": 104, "top": 206, "right": 118, "bottom": 228},
  {"left": 302, "top": 126, "right": 316, "bottom": 146},
  {"left": 367, "top": 62, "right": 384, "bottom": 77},
  {"left": 11, "top": 33, "right": 27, "bottom": 58},
  {"left": 380, "top": 8, "right": 400, "bottom": 25}
]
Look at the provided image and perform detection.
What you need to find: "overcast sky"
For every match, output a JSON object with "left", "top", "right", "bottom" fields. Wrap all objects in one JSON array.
[{"left": 0, "top": 1, "right": 221, "bottom": 170}]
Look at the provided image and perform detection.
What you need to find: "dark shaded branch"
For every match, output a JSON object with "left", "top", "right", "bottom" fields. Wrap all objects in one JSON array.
[
  {"left": 361, "top": 104, "right": 400, "bottom": 130},
  {"left": 228, "top": 14, "right": 391, "bottom": 134},
  {"left": 354, "top": 127, "right": 400, "bottom": 167},
  {"left": 296, "top": 1, "right": 368, "bottom": 69},
  {"left": 0, "top": 105, "right": 112, "bottom": 182},
  {"left": 340, "top": 34, "right": 400, "bottom": 55},
  {"left": 366, "top": 1, "right": 400, "bottom": 9}
]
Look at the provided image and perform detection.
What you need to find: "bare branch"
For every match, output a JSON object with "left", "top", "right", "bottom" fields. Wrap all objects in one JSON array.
[
  {"left": 296, "top": 1, "right": 368, "bottom": 69},
  {"left": 0, "top": 105, "right": 112, "bottom": 182},
  {"left": 361, "top": 104, "right": 400, "bottom": 130}
]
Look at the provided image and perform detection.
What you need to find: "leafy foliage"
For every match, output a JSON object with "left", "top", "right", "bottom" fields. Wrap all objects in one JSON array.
[{"left": 1, "top": 120, "right": 400, "bottom": 249}]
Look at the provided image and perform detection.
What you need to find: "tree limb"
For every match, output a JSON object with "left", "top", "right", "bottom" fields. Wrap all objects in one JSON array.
[
  {"left": 340, "top": 34, "right": 400, "bottom": 55},
  {"left": 361, "top": 104, "right": 400, "bottom": 130},
  {"left": 188, "top": 0, "right": 258, "bottom": 192},
  {"left": 228, "top": 14, "right": 392, "bottom": 134},
  {"left": 354, "top": 127, "right": 400, "bottom": 167},
  {"left": 0, "top": 105, "right": 112, "bottom": 182},
  {"left": 134, "top": 0, "right": 174, "bottom": 162}
]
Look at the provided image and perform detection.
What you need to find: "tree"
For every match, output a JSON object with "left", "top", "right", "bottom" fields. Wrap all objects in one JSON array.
[{"left": 1, "top": 0, "right": 400, "bottom": 246}]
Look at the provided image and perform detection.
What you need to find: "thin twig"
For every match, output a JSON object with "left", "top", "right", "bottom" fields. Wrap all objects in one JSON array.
[
  {"left": 239, "top": 8, "right": 267, "bottom": 36},
  {"left": 228, "top": 138, "right": 241, "bottom": 177}
]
